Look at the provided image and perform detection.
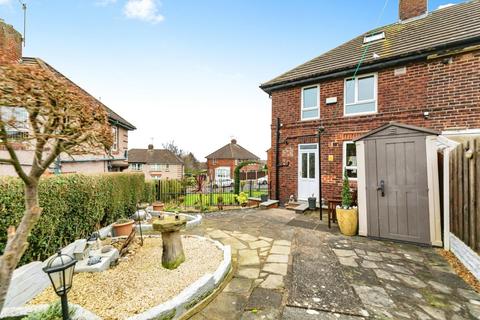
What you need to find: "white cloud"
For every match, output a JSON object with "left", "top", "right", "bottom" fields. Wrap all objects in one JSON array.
[
  {"left": 95, "top": 0, "right": 117, "bottom": 6},
  {"left": 123, "top": 0, "right": 164, "bottom": 24},
  {"left": 0, "top": 0, "right": 12, "bottom": 5},
  {"left": 437, "top": 3, "right": 455, "bottom": 10}
]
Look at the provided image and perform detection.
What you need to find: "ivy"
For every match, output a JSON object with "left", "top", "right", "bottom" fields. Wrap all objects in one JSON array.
[{"left": 0, "top": 173, "right": 155, "bottom": 264}]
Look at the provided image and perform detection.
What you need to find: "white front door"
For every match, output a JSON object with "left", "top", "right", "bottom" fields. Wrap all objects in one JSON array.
[{"left": 298, "top": 144, "right": 319, "bottom": 201}]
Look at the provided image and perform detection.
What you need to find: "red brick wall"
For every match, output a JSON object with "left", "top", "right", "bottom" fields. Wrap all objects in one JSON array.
[
  {"left": 0, "top": 20, "right": 22, "bottom": 64},
  {"left": 269, "top": 50, "right": 480, "bottom": 204},
  {"left": 206, "top": 159, "right": 236, "bottom": 180},
  {"left": 399, "top": 0, "right": 427, "bottom": 21}
]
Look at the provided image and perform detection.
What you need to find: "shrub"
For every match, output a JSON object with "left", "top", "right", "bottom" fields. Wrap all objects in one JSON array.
[
  {"left": 0, "top": 173, "right": 153, "bottom": 264},
  {"left": 25, "top": 302, "right": 75, "bottom": 320},
  {"left": 235, "top": 192, "right": 248, "bottom": 207},
  {"left": 341, "top": 170, "right": 352, "bottom": 209}
]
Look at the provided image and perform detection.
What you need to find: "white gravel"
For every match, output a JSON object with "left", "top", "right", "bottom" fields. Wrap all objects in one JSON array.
[{"left": 31, "top": 236, "right": 223, "bottom": 320}]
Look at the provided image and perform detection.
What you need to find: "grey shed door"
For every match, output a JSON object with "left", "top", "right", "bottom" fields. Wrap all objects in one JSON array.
[{"left": 362, "top": 124, "right": 434, "bottom": 245}]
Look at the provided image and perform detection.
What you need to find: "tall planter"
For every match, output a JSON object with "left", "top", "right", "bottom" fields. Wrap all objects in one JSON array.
[{"left": 336, "top": 207, "right": 358, "bottom": 236}]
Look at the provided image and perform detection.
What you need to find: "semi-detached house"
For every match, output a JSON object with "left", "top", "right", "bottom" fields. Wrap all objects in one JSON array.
[{"left": 261, "top": 0, "right": 480, "bottom": 246}]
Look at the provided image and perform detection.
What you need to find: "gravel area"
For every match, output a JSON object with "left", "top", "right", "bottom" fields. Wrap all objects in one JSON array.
[{"left": 30, "top": 236, "right": 223, "bottom": 320}]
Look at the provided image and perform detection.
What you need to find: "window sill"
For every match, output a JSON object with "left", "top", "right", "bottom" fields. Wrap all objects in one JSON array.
[{"left": 343, "top": 111, "right": 377, "bottom": 118}]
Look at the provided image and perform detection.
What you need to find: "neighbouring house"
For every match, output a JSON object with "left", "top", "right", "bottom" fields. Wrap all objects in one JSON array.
[
  {"left": 0, "top": 20, "right": 136, "bottom": 175},
  {"left": 261, "top": 0, "right": 480, "bottom": 248},
  {"left": 205, "top": 139, "right": 261, "bottom": 181},
  {"left": 127, "top": 144, "right": 184, "bottom": 180}
]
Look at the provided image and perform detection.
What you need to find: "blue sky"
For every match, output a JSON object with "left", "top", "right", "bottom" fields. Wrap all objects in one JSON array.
[{"left": 0, "top": 0, "right": 463, "bottom": 160}]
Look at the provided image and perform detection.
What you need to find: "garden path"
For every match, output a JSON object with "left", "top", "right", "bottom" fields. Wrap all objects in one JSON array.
[{"left": 186, "top": 209, "right": 480, "bottom": 320}]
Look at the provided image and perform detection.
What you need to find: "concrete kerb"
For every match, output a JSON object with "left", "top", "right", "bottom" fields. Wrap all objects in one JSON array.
[{"left": 126, "top": 235, "right": 232, "bottom": 320}]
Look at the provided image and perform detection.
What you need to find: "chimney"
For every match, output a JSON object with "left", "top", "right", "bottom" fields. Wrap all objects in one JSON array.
[
  {"left": 399, "top": 0, "right": 428, "bottom": 21},
  {"left": 0, "top": 19, "right": 23, "bottom": 64},
  {"left": 231, "top": 139, "right": 237, "bottom": 144},
  {"left": 148, "top": 144, "right": 154, "bottom": 150}
]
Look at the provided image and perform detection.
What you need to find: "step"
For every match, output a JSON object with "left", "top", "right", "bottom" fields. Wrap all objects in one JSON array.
[
  {"left": 260, "top": 200, "right": 279, "bottom": 209},
  {"left": 294, "top": 203, "right": 309, "bottom": 214}
]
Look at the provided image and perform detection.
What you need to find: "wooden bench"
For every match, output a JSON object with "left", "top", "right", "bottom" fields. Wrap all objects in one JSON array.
[{"left": 259, "top": 200, "right": 279, "bottom": 210}]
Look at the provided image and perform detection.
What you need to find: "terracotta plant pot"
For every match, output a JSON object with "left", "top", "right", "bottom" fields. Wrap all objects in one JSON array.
[
  {"left": 152, "top": 202, "right": 164, "bottom": 211},
  {"left": 336, "top": 207, "right": 358, "bottom": 236},
  {"left": 112, "top": 219, "right": 134, "bottom": 237}
]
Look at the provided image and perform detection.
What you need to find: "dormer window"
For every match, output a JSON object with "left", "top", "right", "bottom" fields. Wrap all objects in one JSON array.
[{"left": 363, "top": 32, "right": 385, "bottom": 44}]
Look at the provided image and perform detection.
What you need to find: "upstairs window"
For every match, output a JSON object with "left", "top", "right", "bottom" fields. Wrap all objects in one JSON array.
[
  {"left": 344, "top": 74, "right": 377, "bottom": 116},
  {"left": 150, "top": 164, "right": 161, "bottom": 171},
  {"left": 301, "top": 85, "right": 319, "bottom": 120},
  {"left": 111, "top": 126, "right": 119, "bottom": 151},
  {"left": 130, "top": 163, "right": 143, "bottom": 171},
  {"left": 0, "top": 106, "right": 28, "bottom": 139}
]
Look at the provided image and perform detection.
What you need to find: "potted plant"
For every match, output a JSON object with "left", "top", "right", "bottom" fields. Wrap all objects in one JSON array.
[
  {"left": 217, "top": 195, "right": 224, "bottom": 210},
  {"left": 336, "top": 170, "right": 358, "bottom": 236},
  {"left": 152, "top": 202, "right": 164, "bottom": 211},
  {"left": 112, "top": 218, "right": 134, "bottom": 237},
  {"left": 236, "top": 192, "right": 248, "bottom": 207}
]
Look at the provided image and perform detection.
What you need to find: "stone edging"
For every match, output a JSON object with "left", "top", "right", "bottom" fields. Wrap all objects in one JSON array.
[
  {"left": 126, "top": 235, "right": 231, "bottom": 320},
  {"left": 450, "top": 234, "right": 480, "bottom": 281}
]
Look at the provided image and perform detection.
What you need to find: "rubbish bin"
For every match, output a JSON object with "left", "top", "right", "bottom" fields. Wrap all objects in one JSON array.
[
  {"left": 308, "top": 196, "right": 317, "bottom": 210},
  {"left": 260, "top": 194, "right": 268, "bottom": 202}
]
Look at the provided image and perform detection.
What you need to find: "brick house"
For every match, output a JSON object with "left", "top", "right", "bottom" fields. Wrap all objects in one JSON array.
[
  {"left": 261, "top": 0, "right": 480, "bottom": 207},
  {"left": 205, "top": 139, "right": 260, "bottom": 181},
  {"left": 126, "top": 144, "right": 184, "bottom": 180},
  {"left": 0, "top": 20, "right": 135, "bottom": 175}
]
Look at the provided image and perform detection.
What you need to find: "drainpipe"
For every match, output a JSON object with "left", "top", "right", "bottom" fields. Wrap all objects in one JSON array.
[
  {"left": 275, "top": 117, "right": 281, "bottom": 201},
  {"left": 317, "top": 126, "right": 325, "bottom": 220}
]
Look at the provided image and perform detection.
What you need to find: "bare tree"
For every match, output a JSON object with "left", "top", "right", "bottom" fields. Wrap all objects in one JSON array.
[
  {"left": 162, "top": 140, "right": 184, "bottom": 157},
  {"left": 0, "top": 62, "right": 113, "bottom": 311}
]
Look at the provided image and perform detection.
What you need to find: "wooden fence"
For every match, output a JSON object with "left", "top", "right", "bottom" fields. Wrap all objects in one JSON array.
[{"left": 449, "top": 137, "right": 480, "bottom": 254}]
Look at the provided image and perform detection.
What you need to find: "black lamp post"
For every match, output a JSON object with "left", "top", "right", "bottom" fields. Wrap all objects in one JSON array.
[
  {"left": 318, "top": 126, "right": 325, "bottom": 221},
  {"left": 43, "top": 251, "right": 77, "bottom": 320}
]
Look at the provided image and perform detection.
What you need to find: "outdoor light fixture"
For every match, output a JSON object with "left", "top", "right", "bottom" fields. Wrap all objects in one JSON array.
[{"left": 43, "top": 251, "right": 77, "bottom": 320}]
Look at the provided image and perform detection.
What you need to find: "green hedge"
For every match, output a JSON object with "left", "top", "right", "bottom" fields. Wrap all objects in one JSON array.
[{"left": 0, "top": 173, "right": 155, "bottom": 264}]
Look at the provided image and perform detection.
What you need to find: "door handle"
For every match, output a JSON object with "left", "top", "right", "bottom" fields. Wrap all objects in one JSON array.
[{"left": 377, "top": 180, "right": 385, "bottom": 197}]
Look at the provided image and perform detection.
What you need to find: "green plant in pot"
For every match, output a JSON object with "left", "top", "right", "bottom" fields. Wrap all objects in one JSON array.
[
  {"left": 336, "top": 170, "right": 358, "bottom": 236},
  {"left": 217, "top": 195, "right": 224, "bottom": 210}
]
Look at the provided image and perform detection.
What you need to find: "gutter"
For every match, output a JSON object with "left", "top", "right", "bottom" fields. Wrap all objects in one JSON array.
[{"left": 260, "top": 36, "right": 480, "bottom": 94}]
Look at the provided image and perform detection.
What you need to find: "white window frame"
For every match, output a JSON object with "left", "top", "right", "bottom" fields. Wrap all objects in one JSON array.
[
  {"left": 130, "top": 163, "right": 143, "bottom": 171},
  {"left": 343, "top": 141, "right": 358, "bottom": 181},
  {"left": 344, "top": 73, "right": 378, "bottom": 117},
  {"left": 301, "top": 84, "right": 320, "bottom": 121},
  {"left": 111, "top": 126, "right": 119, "bottom": 151}
]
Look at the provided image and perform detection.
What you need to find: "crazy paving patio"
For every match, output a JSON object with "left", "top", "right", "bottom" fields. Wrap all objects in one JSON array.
[{"left": 186, "top": 208, "right": 480, "bottom": 320}]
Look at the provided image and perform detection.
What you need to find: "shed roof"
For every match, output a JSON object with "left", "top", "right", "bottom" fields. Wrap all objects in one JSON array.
[
  {"left": 354, "top": 122, "right": 440, "bottom": 142},
  {"left": 261, "top": 0, "right": 480, "bottom": 92}
]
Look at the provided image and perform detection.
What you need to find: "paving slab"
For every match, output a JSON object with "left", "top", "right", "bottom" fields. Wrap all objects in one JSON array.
[
  {"left": 238, "top": 250, "right": 260, "bottom": 266},
  {"left": 266, "top": 254, "right": 289, "bottom": 263},
  {"left": 249, "top": 240, "right": 271, "bottom": 249},
  {"left": 262, "top": 263, "right": 288, "bottom": 276},
  {"left": 245, "top": 287, "right": 283, "bottom": 310},
  {"left": 260, "top": 275, "right": 284, "bottom": 290},
  {"left": 270, "top": 245, "right": 290, "bottom": 255},
  {"left": 282, "top": 307, "right": 365, "bottom": 320},
  {"left": 237, "top": 268, "right": 260, "bottom": 280},
  {"left": 197, "top": 292, "right": 247, "bottom": 320},
  {"left": 224, "top": 277, "right": 254, "bottom": 296}
]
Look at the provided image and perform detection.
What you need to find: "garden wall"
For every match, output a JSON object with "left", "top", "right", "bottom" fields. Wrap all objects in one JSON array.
[{"left": 0, "top": 173, "right": 155, "bottom": 264}]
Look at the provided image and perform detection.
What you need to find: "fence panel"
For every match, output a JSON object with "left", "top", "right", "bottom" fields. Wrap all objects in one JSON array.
[
  {"left": 155, "top": 179, "right": 268, "bottom": 211},
  {"left": 450, "top": 137, "right": 480, "bottom": 254}
]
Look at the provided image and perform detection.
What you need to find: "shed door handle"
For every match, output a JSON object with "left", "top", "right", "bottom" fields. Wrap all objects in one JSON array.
[{"left": 377, "top": 180, "right": 385, "bottom": 197}]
